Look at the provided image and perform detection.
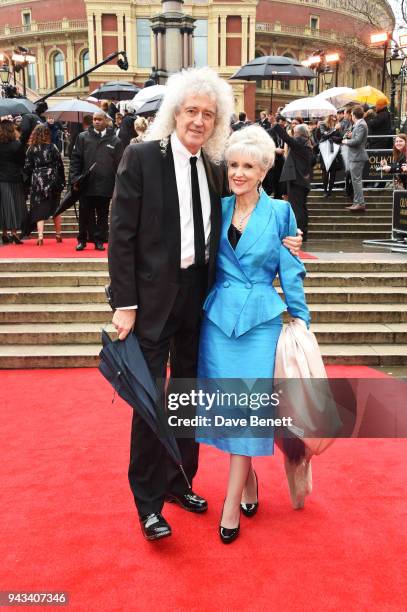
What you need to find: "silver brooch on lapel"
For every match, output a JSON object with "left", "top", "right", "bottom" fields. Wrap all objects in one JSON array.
[{"left": 159, "top": 137, "right": 169, "bottom": 157}]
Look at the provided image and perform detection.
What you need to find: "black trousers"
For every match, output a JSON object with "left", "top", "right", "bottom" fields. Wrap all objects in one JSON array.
[
  {"left": 287, "top": 183, "right": 310, "bottom": 241},
  {"left": 129, "top": 267, "right": 208, "bottom": 517},
  {"left": 78, "top": 195, "right": 110, "bottom": 243},
  {"left": 322, "top": 166, "right": 337, "bottom": 193}
]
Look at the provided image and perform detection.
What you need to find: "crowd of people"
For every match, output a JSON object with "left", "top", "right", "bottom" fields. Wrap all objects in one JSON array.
[{"left": 0, "top": 99, "right": 151, "bottom": 248}]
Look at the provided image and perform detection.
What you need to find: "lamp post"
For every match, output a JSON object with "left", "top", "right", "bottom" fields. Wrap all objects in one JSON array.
[
  {"left": 386, "top": 49, "right": 404, "bottom": 129},
  {"left": 11, "top": 47, "right": 36, "bottom": 97},
  {"left": 370, "top": 32, "right": 389, "bottom": 93},
  {"left": 0, "top": 63, "right": 11, "bottom": 97}
]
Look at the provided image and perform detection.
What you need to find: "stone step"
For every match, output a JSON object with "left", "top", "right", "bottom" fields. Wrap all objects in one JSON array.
[
  {"left": 0, "top": 286, "right": 106, "bottom": 304},
  {"left": 1, "top": 302, "right": 406, "bottom": 325},
  {"left": 308, "top": 231, "right": 391, "bottom": 239},
  {"left": 0, "top": 271, "right": 109, "bottom": 287},
  {"left": 2, "top": 270, "right": 405, "bottom": 288},
  {"left": 0, "top": 260, "right": 108, "bottom": 272},
  {"left": 2, "top": 322, "right": 407, "bottom": 346},
  {"left": 310, "top": 222, "right": 392, "bottom": 231},
  {"left": 1, "top": 285, "right": 406, "bottom": 305},
  {"left": 309, "top": 214, "right": 392, "bottom": 222},
  {"left": 308, "top": 303, "right": 407, "bottom": 323},
  {"left": 0, "top": 323, "right": 116, "bottom": 345},
  {"left": 0, "top": 343, "right": 405, "bottom": 368}
]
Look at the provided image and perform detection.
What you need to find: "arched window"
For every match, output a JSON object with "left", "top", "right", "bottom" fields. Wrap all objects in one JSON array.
[
  {"left": 53, "top": 52, "right": 64, "bottom": 88},
  {"left": 82, "top": 50, "right": 90, "bottom": 86},
  {"left": 366, "top": 69, "right": 372, "bottom": 85}
]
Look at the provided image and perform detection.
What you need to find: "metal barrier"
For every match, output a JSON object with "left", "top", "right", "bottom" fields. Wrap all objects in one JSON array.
[{"left": 311, "top": 134, "right": 395, "bottom": 190}]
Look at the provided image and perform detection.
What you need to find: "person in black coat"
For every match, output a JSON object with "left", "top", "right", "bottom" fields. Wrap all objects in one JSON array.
[
  {"left": 274, "top": 122, "right": 315, "bottom": 241},
  {"left": 117, "top": 107, "right": 137, "bottom": 148},
  {"left": 366, "top": 100, "right": 392, "bottom": 150},
  {"left": 0, "top": 119, "right": 27, "bottom": 243},
  {"left": 69, "top": 111, "right": 124, "bottom": 250},
  {"left": 262, "top": 114, "right": 287, "bottom": 198},
  {"left": 318, "top": 115, "right": 343, "bottom": 197}
]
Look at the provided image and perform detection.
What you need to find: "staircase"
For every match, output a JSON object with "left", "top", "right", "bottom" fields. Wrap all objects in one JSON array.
[
  {"left": 308, "top": 189, "right": 393, "bottom": 241},
  {"left": 0, "top": 257, "right": 406, "bottom": 368}
]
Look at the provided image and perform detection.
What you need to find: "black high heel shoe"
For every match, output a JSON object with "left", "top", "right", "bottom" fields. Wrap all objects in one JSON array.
[
  {"left": 219, "top": 500, "right": 240, "bottom": 544},
  {"left": 11, "top": 234, "right": 23, "bottom": 245},
  {"left": 240, "top": 470, "right": 259, "bottom": 518}
]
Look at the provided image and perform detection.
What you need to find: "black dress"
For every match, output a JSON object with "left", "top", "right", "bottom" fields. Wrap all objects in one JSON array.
[
  {"left": 24, "top": 143, "right": 65, "bottom": 225},
  {"left": 0, "top": 140, "right": 28, "bottom": 231}
]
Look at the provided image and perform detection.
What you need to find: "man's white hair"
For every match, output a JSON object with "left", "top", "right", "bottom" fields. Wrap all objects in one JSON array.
[{"left": 145, "top": 67, "right": 235, "bottom": 164}]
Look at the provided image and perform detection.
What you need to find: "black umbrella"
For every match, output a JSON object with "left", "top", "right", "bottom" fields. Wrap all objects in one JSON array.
[
  {"left": 136, "top": 95, "right": 163, "bottom": 117},
  {"left": 99, "top": 329, "right": 191, "bottom": 489},
  {"left": 0, "top": 97, "right": 36, "bottom": 115},
  {"left": 230, "top": 55, "right": 315, "bottom": 108},
  {"left": 54, "top": 162, "right": 96, "bottom": 218},
  {"left": 90, "top": 81, "right": 140, "bottom": 101}
]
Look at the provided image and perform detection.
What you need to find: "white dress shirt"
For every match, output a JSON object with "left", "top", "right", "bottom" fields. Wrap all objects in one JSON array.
[
  {"left": 171, "top": 132, "right": 211, "bottom": 268},
  {"left": 118, "top": 131, "right": 212, "bottom": 310}
]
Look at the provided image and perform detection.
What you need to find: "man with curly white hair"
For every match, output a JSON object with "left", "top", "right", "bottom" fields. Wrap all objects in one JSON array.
[{"left": 108, "top": 67, "right": 302, "bottom": 541}]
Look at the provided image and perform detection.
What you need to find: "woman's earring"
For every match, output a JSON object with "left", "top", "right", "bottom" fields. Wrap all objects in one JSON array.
[{"left": 257, "top": 180, "right": 263, "bottom": 195}]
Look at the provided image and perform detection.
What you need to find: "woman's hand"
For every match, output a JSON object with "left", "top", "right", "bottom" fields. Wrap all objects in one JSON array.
[
  {"left": 283, "top": 229, "right": 303, "bottom": 256},
  {"left": 401, "top": 164, "right": 407, "bottom": 173},
  {"left": 112, "top": 309, "right": 136, "bottom": 340},
  {"left": 382, "top": 165, "right": 391, "bottom": 173}
]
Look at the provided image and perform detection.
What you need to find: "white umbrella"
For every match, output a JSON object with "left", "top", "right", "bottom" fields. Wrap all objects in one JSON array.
[
  {"left": 319, "top": 140, "right": 341, "bottom": 172},
  {"left": 316, "top": 87, "right": 357, "bottom": 109},
  {"left": 132, "top": 85, "right": 166, "bottom": 111},
  {"left": 281, "top": 97, "right": 337, "bottom": 119},
  {"left": 45, "top": 99, "right": 104, "bottom": 122}
]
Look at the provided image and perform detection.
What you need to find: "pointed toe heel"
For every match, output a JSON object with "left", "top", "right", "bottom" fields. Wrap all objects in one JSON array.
[
  {"left": 240, "top": 470, "right": 259, "bottom": 517},
  {"left": 219, "top": 524, "right": 240, "bottom": 544}
]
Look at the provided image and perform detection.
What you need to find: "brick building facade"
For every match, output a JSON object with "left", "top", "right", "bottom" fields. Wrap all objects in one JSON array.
[{"left": 0, "top": 0, "right": 395, "bottom": 117}]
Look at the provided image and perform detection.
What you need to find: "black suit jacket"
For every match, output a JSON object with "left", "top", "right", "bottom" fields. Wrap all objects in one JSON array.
[
  {"left": 274, "top": 124, "right": 315, "bottom": 189},
  {"left": 108, "top": 139, "right": 225, "bottom": 342}
]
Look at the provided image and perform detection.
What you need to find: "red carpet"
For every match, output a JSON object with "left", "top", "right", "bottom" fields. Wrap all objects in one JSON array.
[
  {"left": 0, "top": 240, "right": 316, "bottom": 261},
  {"left": 0, "top": 368, "right": 405, "bottom": 611},
  {"left": 0, "top": 238, "right": 107, "bottom": 258}
]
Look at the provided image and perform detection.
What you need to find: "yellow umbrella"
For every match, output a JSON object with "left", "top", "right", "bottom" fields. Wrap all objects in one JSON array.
[{"left": 354, "top": 86, "right": 389, "bottom": 106}]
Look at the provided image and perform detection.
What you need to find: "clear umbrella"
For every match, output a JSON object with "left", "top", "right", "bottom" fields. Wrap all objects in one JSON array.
[
  {"left": 316, "top": 87, "right": 357, "bottom": 109},
  {"left": 281, "top": 96, "right": 337, "bottom": 119},
  {"left": 45, "top": 99, "right": 101, "bottom": 122},
  {"left": 132, "top": 84, "right": 166, "bottom": 111}
]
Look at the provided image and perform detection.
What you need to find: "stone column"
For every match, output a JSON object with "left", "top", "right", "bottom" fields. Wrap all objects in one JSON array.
[
  {"left": 95, "top": 13, "right": 103, "bottom": 63},
  {"left": 220, "top": 16, "right": 226, "bottom": 67},
  {"left": 241, "top": 16, "right": 248, "bottom": 65},
  {"left": 87, "top": 14, "right": 96, "bottom": 65}
]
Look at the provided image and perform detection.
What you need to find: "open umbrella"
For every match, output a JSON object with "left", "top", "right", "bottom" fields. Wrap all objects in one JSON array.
[
  {"left": 281, "top": 96, "right": 337, "bottom": 119},
  {"left": 132, "top": 84, "right": 166, "bottom": 111},
  {"left": 0, "top": 97, "right": 36, "bottom": 116},
  {"left": 45, "top": 99, "right": 100, "bottom": 122},
  {"left": 136, "top": 95, "right": 163, "bottom": 117},
  {"left": 230, "top": 56, "right": 315, "bottom": 108},
  {"left": 354, "top": 86, "right": 389, "bottom": 106},
  {"left": 99, "top": 327, "right": 191, "bottom": 489},
  {"left": 316, "top": 87, "right": 357, "bottom": 109},
  {"left": 90, "top": 80, "right": 140, "bottom": 101}
]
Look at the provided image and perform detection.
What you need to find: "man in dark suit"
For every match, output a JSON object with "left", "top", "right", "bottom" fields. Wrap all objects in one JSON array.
[
  {"left": 273, "top": 122, "right": 315, "bottom": 240},
  {"left": 231, "top": 111, "right": 250, "bottom": 131},
  {"left": 108, "top": 68, "right": 302, "bottom": 541}
]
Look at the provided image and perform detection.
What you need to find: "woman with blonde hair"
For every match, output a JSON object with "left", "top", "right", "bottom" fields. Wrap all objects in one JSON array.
[
  {"left": 197, "top": 125, "right": 310, "bottom": 543},
  {"left": 131, "top": 116, "right": 148, "bottom": 144},
  {"left": 24, "top": 124, "right": 65, "bottom": 245}
]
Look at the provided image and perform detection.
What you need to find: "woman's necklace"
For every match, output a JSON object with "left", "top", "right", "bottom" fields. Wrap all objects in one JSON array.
[{"left": 234, "top": 202, "right": 257, "bottom": 232}]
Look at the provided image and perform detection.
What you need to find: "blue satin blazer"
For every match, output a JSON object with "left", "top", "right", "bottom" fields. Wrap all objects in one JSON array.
[{"left": 202, "top": 191, "right": 311, "bottom": 337}]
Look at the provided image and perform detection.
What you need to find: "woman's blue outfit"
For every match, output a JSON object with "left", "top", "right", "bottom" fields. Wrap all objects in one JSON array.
[{"left": 197, "top": 191, "right": 310, "bottom": 456}]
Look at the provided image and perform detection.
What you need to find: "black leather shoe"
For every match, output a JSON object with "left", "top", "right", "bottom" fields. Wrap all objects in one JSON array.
[
  {"left": 240, "top": 471, "right": 259, "bottom": 518},
  {"left": 139, "top": 512, "right": 172, "bottom": 541},
  {"left": 219, "top": 500, "right": 240, "bottom": 544},
  {"left": 76, "top": 241, "right": 86, "bottom": 251},
  {"left": 166, "top": 491, "right": 208, "bottom": 513},
  {"left": 94, "top": 241, "right": 106, "bottom": 251}
]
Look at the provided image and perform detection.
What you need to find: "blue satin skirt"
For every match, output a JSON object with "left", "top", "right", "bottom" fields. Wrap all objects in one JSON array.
[{"left": 197, "top": 315, "right": 282, "bottom": 456}]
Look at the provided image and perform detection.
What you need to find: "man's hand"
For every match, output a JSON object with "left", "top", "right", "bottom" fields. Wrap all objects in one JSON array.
[
  {"left": 283, "top": 229, "right": 303, "bottom": 256},
  {"left": 401, "top": 164, "right": 407, "bottom": 173},
  {"left": 276, "top": 147, "right": 284, "bottom": 155},
  {"left": 112, "top": 309, "right": 136, "bottom": 340}
]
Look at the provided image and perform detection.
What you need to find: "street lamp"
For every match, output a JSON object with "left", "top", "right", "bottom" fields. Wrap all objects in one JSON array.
[
  {"left": 0, "top": 64, "right": 11, "bottom": 86},
  {"left": 303, "top": 51, "right": 341, "bottom": 93},
  {"left": 324, "top": 69, "right": 334, "bottom": 89},
  {"left": 11, "top": 47, "right": 35, "bottom": 97},
  {"left": 370, "top": 31, "right": 389, "bottom": 92},
  {"left": 386, "top": 49, "right": 405, "bottom": 127}
]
